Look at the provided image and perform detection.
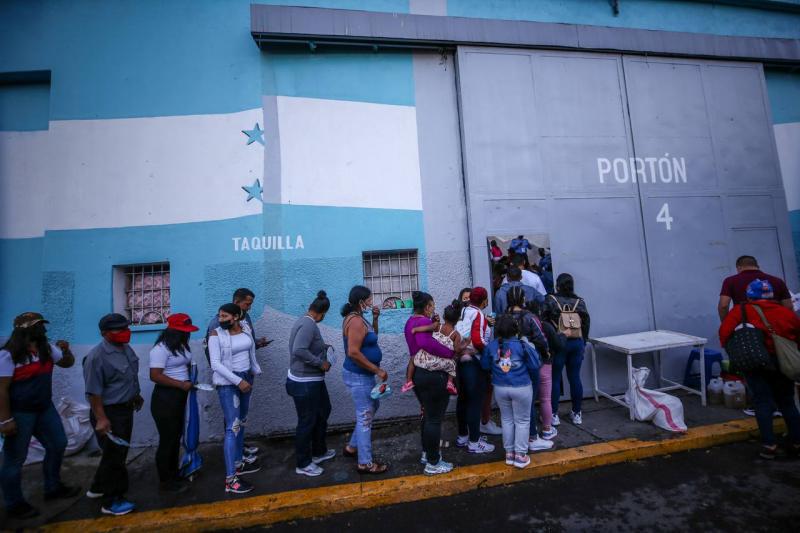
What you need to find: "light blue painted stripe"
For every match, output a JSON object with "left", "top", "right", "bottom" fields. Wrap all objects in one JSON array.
[
  {"left": 0, "top": 237, "right": 43, "bottom": 330},
  {"left": 0, "top": 1, "right": 410, "bottom": 121},
  {"left": 447, "top": 0, "right": 800, "bottom": 39},
  {"left": 765, "top": 70, "right": 800, "bottom": 124},
  {"left": 0, "top": 83, "right": 49, "bottom": 131},
  {"left": 0, "top": 205, "right": 425, "bottom": 342},
  {"left": 262, "top": 49, "right": 415, "bottom": 106}
]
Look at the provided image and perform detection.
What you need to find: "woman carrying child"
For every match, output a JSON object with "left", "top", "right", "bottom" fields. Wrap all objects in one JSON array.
[
  {"left": 403, "top": 292, "right": 457, "bottom": 475},
  {"left": 480, "top": 315, "right": 541, "bottom": 469}
]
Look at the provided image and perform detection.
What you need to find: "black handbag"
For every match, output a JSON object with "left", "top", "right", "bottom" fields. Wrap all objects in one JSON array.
[{"left": 725, "top": 304, "right": 771, "bottom": 373}]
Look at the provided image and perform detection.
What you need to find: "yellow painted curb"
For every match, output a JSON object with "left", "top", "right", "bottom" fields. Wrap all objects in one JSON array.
[{"left": 44, "top": 417, "right": 781, "bottom": 532}]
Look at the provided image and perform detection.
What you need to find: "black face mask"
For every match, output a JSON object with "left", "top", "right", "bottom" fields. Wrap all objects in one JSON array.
[{"left": 219, "top": 320, "right": 234, "bottom": 330}]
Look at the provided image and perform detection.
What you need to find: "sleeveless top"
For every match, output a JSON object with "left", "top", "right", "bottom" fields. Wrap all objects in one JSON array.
[
  {"left": 432, "top": 325, "right": 456, "bottom": 351},
  {"left": 342, "top": 314, "right": 382, "bottom": 375}
]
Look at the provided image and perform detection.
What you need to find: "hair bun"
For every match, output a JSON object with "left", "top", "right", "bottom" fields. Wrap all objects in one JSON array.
[{"left": 317, "top": 290, "right": 327, "bottom": 299}]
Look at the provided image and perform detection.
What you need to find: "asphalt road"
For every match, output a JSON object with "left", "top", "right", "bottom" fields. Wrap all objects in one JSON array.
[{"left": 254, "top": 441, "right": 800, "bottom": 533}]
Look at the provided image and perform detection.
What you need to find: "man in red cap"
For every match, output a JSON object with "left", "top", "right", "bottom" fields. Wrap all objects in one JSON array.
[{"left": 0, "top": 312, "right": 80, "bottom": 520}]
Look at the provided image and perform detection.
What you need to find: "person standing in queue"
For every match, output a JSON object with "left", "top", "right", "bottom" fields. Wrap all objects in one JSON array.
[
  {"left": 149, "top": 313, "right": 199, "bottom": 493},
  {"left": 0, "top": 313, "right": 80, "bottom": 520},
  {"left": 341, "top": 285, "right": 389, "bottom": 474},
  {"left": 718, "top": 255, "right": 793, "bottom": 320},
  {"left": 208, "top": 303, "right": 262, "bottom": 494},
  {"left": 455, "top": 287, "right": 497, "bottom": 452},
  {"left": 404, "top": 292, "right": 457, "bottom": 474},
  {"left": 286, "top": 291, "right": 336, "bottom": 477},
  {"left": 83, "top": 313, "right": 143, "bottom": 516}
]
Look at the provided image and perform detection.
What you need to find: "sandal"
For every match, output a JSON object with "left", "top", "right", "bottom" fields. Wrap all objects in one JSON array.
[
  {"left": 401, "top": 381, "right": 415, "bottom": 393},
  {"left": 343, "top": 445, "right": 357, "bottom": 458},
  {"left": 446, "top": 380, "right": 458, "bottom": 396},
  {"left": 357, "top": 462, "right": 389, "bottom": 475}
]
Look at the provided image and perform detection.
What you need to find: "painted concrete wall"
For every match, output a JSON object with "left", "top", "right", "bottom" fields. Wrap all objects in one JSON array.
[{"left": 1, "top": 0, "right": 798, "bottom": 445}]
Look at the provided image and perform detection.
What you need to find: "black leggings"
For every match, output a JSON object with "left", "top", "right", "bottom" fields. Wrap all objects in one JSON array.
[
  {"left": 413, "top": 368, "right": 450, "bottom": 464},
  {"left": 150, "top": 385, "right": 188, "bottom": 483}
]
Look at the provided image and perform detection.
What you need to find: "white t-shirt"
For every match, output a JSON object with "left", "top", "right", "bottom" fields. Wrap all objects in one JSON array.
[
  {"left": 504, "top": 270, "right": 546, "bottom": 296},
  {"left": 0, "top": 343, "right": 63, "bottom": 377},
  {"left": 149, "top": 343, "right": 192, "bottom": 382},
  {"left": 230, "top": 333, "right": 253, "bottom": 372}
]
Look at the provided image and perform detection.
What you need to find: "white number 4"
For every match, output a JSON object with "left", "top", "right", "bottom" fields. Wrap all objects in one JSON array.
[{"left": 656, "top": 203, "right": 673, "bottom": 231}]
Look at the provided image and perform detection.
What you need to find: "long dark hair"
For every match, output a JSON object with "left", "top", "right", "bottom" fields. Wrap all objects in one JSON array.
[
  {"left": 443, "top": 300, "right": 464, "bottom": 325},
  {"left": 494, "top": 314, "right": 519, "bottom": 360},
  {"left": 341, "top": 285, "right": 372, "bottom": 317},
  {"left": 507, "top": 286, "right": 527, "bottom": 310},
  {"left": 154, "top": 328, "right": 191, "bottom": 356},
  {"left": 556, "top": 273, "right": 578, "bottom": 298},
  {"left": 2, "top": 324, "right": 52, "bottom": 365},
  {"left": 412, "top": 291, "right": 434, "bottom": 314}
]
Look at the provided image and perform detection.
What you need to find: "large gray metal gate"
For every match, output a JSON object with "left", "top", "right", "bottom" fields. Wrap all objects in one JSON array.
[{"left": 456, "top": 48, "right": 797, "bottom": 392}]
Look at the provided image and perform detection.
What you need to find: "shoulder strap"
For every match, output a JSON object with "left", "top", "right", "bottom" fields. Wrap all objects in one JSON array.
[
  {"left": 570, "top": 298, "right": 582, "bottom": 313},
  {"left": 750, "top": 304, "right": 775, "bottom": 334},
  {"left": 549, "top": 294, "right": 564, "bottom": 312},
  {"left": 739, "top": 303, "right": 748, "bottom": 327}
]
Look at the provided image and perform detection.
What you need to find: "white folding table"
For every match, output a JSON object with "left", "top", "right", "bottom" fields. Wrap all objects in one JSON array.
[{"left": 590, "top": 330, "right": 708, "bottom": 421}]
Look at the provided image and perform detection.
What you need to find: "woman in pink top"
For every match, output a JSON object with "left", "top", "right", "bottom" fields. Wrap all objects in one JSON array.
[{"left": 403, "top": 292, "right": 455, "bottom": 475}]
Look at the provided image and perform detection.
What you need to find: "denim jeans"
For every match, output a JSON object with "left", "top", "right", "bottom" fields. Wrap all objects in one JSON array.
[
  {"left": 551, "top": 338, "right": 585, "bottom": 415},
  {"left": 217, "top": 371, "right": 253, "bottom": 477},
  {"left": 456, "top": 359, "right": 486, "bottom": 442},
  {"left": 745, "top": 369, "right": 800, "bottom": 446},
  {"left": 0, "top": 402, "right": 67, "bottom": 508},
  {"left": 285, "top": 379, "right": 332, "bottom": 469},
  {"left": 495, "top": 385, "right": 533, "bottom": 454},
  {"left": 412, "top": 368, "right": 450, "bottom": 464},
  {"left": 342, "top": 369, "right": 379, "bottom": 465}
]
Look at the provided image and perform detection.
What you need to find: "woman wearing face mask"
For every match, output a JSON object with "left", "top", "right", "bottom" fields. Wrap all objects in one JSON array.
[
  {"left": 208, "top": 303, "right": 262, "bottom": 495},
  {"left": 148, "top": 313, "right": 198, "bottom": 493},
  {"left": 286, "top": 291, "right": 335, "bottom": 477},
  {"left": 341, "top": 285, "right": 388, "bottom": 474}
]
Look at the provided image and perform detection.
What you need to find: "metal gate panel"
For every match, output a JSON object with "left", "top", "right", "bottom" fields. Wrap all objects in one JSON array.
[{"left": 731, "top": 228, "right": 785, "bottom": 280}]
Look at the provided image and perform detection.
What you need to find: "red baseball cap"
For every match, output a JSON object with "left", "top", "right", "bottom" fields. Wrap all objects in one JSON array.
[
  {"left": 166, "top": 313, "right": 199, "bottom": 332},
  {"left": 469, "top": 287, "right": 488, "bottom": 305}
]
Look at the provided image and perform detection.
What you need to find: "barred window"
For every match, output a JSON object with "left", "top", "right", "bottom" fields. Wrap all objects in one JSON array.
[
  {"left": 113, "top": 263, "right": 171, "bottom": 325},
  {"left": 362, "top": 250, "right": 419, "bottom": 309}
]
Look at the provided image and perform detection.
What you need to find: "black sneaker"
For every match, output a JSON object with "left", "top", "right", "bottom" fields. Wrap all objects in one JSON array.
[
  {"left": 237, "top": 458, "right": 261, "bottom": 475},
  {"left": 7, "top": 501, "right": 40, "bottom": 520},
  {"left": 225, "top": 475, "right": 254, "bottom": 494},
  {"left": 44, "top": 484, "right": 82, "bottom": 500}
]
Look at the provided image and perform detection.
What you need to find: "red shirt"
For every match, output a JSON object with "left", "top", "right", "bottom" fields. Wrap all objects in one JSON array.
[
  {"left": 719, "top": 270, "right": 790, "bottom": 305},
  {"left": 719, "top": 300, "right": 800, "bottom": 354}
]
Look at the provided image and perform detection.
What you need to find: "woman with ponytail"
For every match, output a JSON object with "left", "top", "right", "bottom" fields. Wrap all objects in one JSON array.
[{"left": 286, "top": 291, "right": 335, "bottom": 477}]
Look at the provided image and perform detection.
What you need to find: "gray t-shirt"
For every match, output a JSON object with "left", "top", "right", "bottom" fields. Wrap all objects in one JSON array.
[
  {"left": 288, "top": 315, "right": 327, "bottom": 382},
  {"left": 84, "top": 340, "right": 141, "bottom": 405},
  {"left": 149, "top": 343, "right": 191, "bottom": 382}
]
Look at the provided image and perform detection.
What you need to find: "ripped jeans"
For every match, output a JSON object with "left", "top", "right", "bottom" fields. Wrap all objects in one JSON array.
[
  {"left": 342, "top": 368, "right": 379, "bottom": 465},
  {"left": 217, "top": 371, "right": 253, "bottom": 478}
]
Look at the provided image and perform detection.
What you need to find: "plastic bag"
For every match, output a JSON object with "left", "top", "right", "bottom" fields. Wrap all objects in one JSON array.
[
  {"left": 624, "top": 367, "right": 687, "bottom": 433},
  {"left": 24, "top": 397, "right": 94, "bottom": 465}
]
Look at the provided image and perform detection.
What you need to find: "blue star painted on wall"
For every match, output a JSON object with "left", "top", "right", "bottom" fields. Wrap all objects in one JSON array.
[
  {"left": 241, "top": 179, "right": 264, "bottom": 203},
  {"left": 242, "top": 123, "right": 265, "bottom": 146}
]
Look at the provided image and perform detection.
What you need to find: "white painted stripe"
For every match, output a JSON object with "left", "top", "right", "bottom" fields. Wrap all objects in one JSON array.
[
  {"left": 0, "top": 109, "right": 264, "bottom": 238},
  {"left": 276, "top": 96, "right": 423, "bottom": 211},
  {"left": 774, "top": 122, "right": 800, "bottom": 212}
]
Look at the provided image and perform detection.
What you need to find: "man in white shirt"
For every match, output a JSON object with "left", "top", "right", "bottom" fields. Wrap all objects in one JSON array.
[{"left": 503, "top": 255, "right": 546, "bottom": 296}]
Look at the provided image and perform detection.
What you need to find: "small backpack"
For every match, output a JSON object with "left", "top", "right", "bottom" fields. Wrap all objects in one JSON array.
[{"left": 550, "top": 295, "right": 582, "bottom": 339}]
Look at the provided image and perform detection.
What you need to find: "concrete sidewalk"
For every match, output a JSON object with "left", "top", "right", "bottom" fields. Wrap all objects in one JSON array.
[{"left": 0, "top": 392, "right": 777, "bottom": 530}]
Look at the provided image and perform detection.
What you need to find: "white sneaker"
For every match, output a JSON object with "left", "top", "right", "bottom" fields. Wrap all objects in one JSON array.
[
  {"left": 480, "top": 420, "right": 503, "bottom": 435},
  {"left": 85, "top": 489, "right": 104, "bottom": 499},
  {"left": 312, "top": 449, "right": 336, "bottom": 464},
  {"left": 243, "top": 445, "right": 260, "bottom": 455},
  {"left": 529, "top": 437, "right": 555, "bottom": 451},
  {"left": 424, "top": 460, "right": 454, "bottom": 476},
  {"left": 468, "top": 439, "right": 495, "bottom": 454},
  {"left": 296, "top": 463, "right": 324, "bottom": 477},
  {"left": 505, "top": 452, "right": 515, "bottom": 466},
  {"left": 552, "top": 414, "right": 561, "bottom": 426},
  {"left": 513, "top": 453, "right": 531, "bottom": 469},
  {"left": 420, "top": 451, "right": 428, "bottom": 464},
  {"left": 541, "top": 427, "right": 558, "bottom": 440},
  {"left": 571, "top": 411, "right": 582, "bottom": 425},
  {"left": 456, "top": 435, "right": 469, "bottom": 448}
]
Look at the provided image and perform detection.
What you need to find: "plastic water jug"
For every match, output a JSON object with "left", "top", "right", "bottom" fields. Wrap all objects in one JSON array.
[
  {"left": 708, "top": 377, "right": 724, "bottom": 405},
  {"left": 723, "top": 380, "right": 746, "bottom": 409}
]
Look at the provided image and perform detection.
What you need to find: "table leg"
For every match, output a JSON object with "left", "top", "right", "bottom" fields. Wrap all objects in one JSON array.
[
  {"left": 627, "top": 353, "right": 635, "bottom": 421},
  {"left": 592, "top": 342, "right": 599, "bottom": 403},
  {"left": 699, "top": 344, "right": 707, "bottom": 406}
]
